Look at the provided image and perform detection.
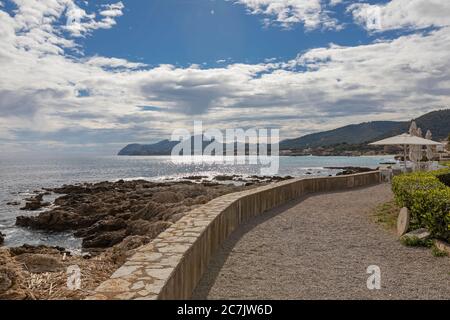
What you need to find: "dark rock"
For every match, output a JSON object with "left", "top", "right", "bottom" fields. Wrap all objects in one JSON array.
[
  {"left": 0, "top": 232, "right": 4, "bottom": 246},
  {"left": 82, "top": 252, "right": 92, "bottom": 260},
  {"left": 16, "top": 210, "right": 96, "bottom": 231},
  {"left": 9, "top": 244, "right": 69, "bottom": 257},
  {"left": 76, "top": 203, "right": 97, "bottom": 216},
  {"left": 131, "top": 201, "right": 165, "bottom": 221},
  {"left": 20, "top": 202, "right": 39, "bottom": 211},
  {"left": 214, "top": 175, "right": 239, "bottom": 181},
  {"left": 82, "top": 229, "right": 128, "bottom": 249},
  {"left": 152, "top": 191, "right": 184, "bottom": 203},
  {"left": 6, "top": 201, "right": 20, "bottom": 206},
  {"left": 14, "top": 179, "right": 259, "bottom": 252},
  {"left": 74, "top": 218, "right": 127, "bottom": 238},
  {"left": 331, "top": 167, "right": 377, "bottom": 176},
  {"left": 24, "top": 194, "right": 43, "bottom": 202},
  {"left": 202, "top": 182, "right": 220, "bottom": 187},
  {"left": 104, "top": 235, "right": 152, "bottom": 265},
  {"left": 126, "top": 220, "right": 171, "bottom": 237},
  {"left": 183, "top": 176, "right": 208, "bottom": 180},
  {"left": 20, "top": 193, "right": 50, "bottom": 211}
]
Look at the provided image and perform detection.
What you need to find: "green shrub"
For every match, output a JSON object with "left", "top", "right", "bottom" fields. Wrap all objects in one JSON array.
[
  {"left": 437, "top": 173, "right": 450, "bottom": 187},
  {"left": 392, "top": 169, "right": 450, "bottom": 241},
  {"left": 400, "top": 236, "right": 433, "bottom": 247},
  {"left": 431, "top": 245, "right": 448, "bottom": 257}
]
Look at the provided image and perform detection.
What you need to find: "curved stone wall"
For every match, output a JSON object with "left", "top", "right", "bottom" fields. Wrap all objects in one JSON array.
[{"left": 88, "top": 171, "right": 381, "bottom": 300}]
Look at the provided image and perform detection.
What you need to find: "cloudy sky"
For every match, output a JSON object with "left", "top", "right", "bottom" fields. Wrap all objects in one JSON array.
[{"left": 0, "top": 0, "right": 449, "bottom": 154}]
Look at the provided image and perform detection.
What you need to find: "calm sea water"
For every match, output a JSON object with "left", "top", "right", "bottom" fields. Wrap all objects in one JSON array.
[{"left": 0, "top": 154, "right": 394, "bottom": 249}]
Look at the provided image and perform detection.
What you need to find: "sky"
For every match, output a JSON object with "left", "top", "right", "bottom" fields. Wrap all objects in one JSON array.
[{"left": 0, "top": 0, "right": 449, "bottom": 154}]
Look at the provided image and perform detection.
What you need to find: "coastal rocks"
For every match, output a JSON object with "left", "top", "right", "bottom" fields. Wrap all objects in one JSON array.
[
  {"left": 152, "top": 191, "right": 184, "bottom": 203},
  {"left": 0, "top": 232, "right": 4, "bottom": 246},
  {"left": 103, "top": 236, "right": 153, "bottom": 265},
  {"left": 6, "top": 201, "right": 20, "bottom": 206},
  {"left": 15, "top": 254, "right": 64, "bottom": 273},
  {"left": 74, "top": 218, "right": 128, "bottom": 238},
  {"left": 214, "top": 175, "right": 241, "bottom": 181},
  {"left": 329, "top": 167, "right": 378, "bottom": 176},
  {"left": 16, "top": 210, "right": 94, "bottom": 231},
  {"left": 82, "top": 229, "right": 128, "bottom": 249},
  {"left": 131, "top": 201, "right": 165, "bottom": 221},
  {"left": 213, "top": 174, "right": 293, "bottom": 183},
  {"left": 126, "top": 220, "right": 172, "bottom": 237},
  {"left": 183, "top": 176, "right": 208, "bottom": 181},
  {"left": 15, "top": 179, "right": 266, "bottom": 252},
  {"left": 20, "top": 194, "right": 50, "bottom": 211}
]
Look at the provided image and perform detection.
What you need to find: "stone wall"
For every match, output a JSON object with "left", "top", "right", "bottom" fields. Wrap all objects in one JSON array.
[{"left": 88, "top": 171, "right": 381, "bottom": 300}]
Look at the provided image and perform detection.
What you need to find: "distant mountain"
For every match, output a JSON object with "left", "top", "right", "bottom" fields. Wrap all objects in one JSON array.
[
  {"left": 280, "top": 109, "right": 450, "bottom": 150},
  {"left": 280, "top": 121, "right": 406, "bottom": 150},
  {"left": 118, "top": 140, "right": 178, "bottom": 156},
  {"left": 118, "top": 109, "right": 450, "bottom": 155},
  {"left": 413, "top": 109, "right": 450, "bottom": 139},
  {"left": 118, "top": 136, "right": 273, "bottom": 156}
]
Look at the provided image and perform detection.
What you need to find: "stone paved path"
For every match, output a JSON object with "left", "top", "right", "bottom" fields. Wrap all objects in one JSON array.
[{"left": 193, "top": 184, "right": 450, "bottom": 300}]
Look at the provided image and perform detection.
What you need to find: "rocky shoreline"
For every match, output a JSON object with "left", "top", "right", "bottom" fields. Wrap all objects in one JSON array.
[
  {"left": 1, "top": 169, "right": 375, "bottom": 300},
  {"left": 1, "top": 175, "right": 292, "bottom": 300}
]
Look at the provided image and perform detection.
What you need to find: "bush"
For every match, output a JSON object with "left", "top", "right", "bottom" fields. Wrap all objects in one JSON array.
[
  {"left": 437, "top": 173, "right": 450, "bottom": 187},
  {"left": 392, "top": 169, "right": 450, "bottom": 241},
  {"left": 431, "top": 244, "right": 448, "bottom": 257}
]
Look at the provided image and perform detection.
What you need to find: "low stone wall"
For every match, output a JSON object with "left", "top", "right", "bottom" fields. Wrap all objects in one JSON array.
[{"left": 88, "top": 171, "right": 381, "bottom": 300}]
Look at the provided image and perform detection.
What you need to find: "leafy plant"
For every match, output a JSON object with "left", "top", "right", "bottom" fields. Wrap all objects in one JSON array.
[
  {"left": 373, "top": 201, "right": 400, "bottom": 231},
  {"left": 400, "top": 236, "right": 433, "bottom": 247},
  {"left": 431, "top": 244, "right": 448, "bottom": 257},
  {"left": 392, "top": 169, "right": 450, "bottom": 242}
]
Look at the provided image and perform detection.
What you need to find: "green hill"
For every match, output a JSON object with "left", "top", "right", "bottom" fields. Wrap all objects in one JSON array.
[
  {"left": 280, "top": 109, "right": 450, "bottom": 150},
  {"left": 118, "top": 109, "right": 450, "bottom": 155}
]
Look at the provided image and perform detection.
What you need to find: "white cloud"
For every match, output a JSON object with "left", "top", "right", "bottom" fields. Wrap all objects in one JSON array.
[
  {"left": 329, "top": 0, "right": 342, "bottom": 6},
  {"left": 100, "top": 2, "right": 124, "bottom": 18},
  {"left": 234, "top": 0, "right": 340, "bottom": 30},
  {"left": 1, "top": 0, "right": 450, "bottom": 152},
  {"left": 64, "top": 1, "right": 125, "bottom": 37},
  {"left": 349, "top": 0, "right": 450, "bottom": 31},
  {"left": 85, "top": 56, "right": 146, "bottom": 70}
]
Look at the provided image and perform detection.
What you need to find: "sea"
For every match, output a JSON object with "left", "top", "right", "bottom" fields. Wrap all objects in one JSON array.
[{"left": 0, "top": 154, "right": 395, "bottom": 250}]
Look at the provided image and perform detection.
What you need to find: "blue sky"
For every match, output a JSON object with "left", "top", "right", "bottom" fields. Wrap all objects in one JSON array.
[
  {"left": 0, "top": 0, "right": 449, "bottom": 153},
  {"left": 80, "top": 0, "right": 376, "bottom": 67}
]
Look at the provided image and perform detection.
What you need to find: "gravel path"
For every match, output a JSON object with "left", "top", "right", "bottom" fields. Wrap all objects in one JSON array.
[{"left": 193, "top": 184, "right": 450, "bottom": 300}]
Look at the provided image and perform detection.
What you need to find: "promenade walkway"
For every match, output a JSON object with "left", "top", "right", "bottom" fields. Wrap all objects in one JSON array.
[{"left": 193, "top": 184, "right": 450, "bottom": 299}]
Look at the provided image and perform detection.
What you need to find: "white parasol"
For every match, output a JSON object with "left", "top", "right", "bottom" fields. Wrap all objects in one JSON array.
[{"left": 370, "top": 133, "right": 442, "bottom": 169}]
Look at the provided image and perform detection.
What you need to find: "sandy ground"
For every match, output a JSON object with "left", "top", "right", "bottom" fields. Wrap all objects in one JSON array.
[{"left": 193, "top": 184, "right": 450, "bottom": 300}]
